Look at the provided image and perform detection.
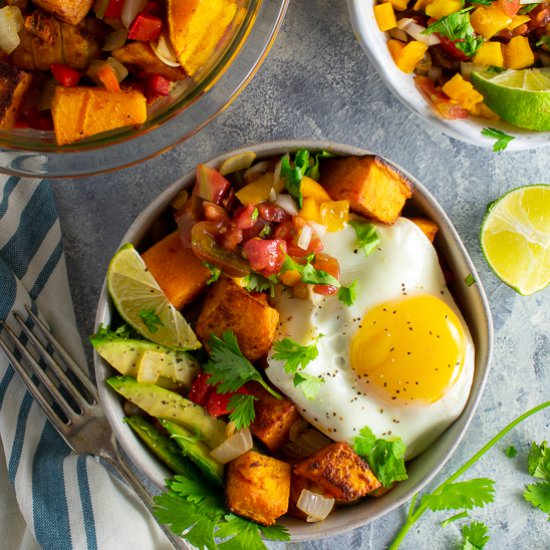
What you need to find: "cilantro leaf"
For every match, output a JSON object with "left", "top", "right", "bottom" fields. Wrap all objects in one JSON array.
[
  {"left": 354, "top": 426, "right": 408, "bottom": 487},
  {"left": 243, "top": 272, "right": 276, "bottom": 297},
  {"left": 523, "top": 481, "right": 550, "bottom": 518},
  {"left": 422, "top": 478, "right": 495, "bottom": 511},
  {"left": 204, "top": 262, "right": 222, "bottom": 285},
  {"left": 258, "top": 523, "right": 291, "bottom": 541},
  {"left": 272, "top": 337, "right": 319, "bottom": 374},
  {"left": 349, "top": 220, "right": 380, "bottom": 256},
  {"left": 91, "top": 323, "right": 138, "bottom": 341},
  {"left": 217, "top": 514, "right": 290, "bottom": 549},
  {"left": 481, "top": 127, "right": 515, "bottom": 152},
  {"left": 305, "top": 150, "right": 335, "bottom": 181},
  {"left": 528, "top": 441, "right": 550, "bottom": 480},
  {"left": 139, "top": 308, "right": 163, "bottom": 333},
  {"left": 293, "top": 371, "right": 324, "bottom": 400},
  {"left": 281, "top": 255, "right": 340, "bottom": 287},
  {"left": 423, "top": 9, "right": 483, "bottom": 57},
  {"left": 228, "top": 393, "right": 257, "bottom": 430},
  {"left": 460, "top": 521, "right": 490, "bottom": 550},
  {"left": 505, "top": 445, "right": 517, "bottom": 458},
  {"left": 280, "top": 149, "right": 310, "bottom": 208},
  {"left": 519, "top": 2, "right": 540, "bottom": 13},
  {"left": 440, "top": 510, "right": 469, "bottom": 527},
  {"left": 469, "top": 0, "right": 492, "bottom": 4},
  {"left": 204, "top": 332, "right": 281, "bottom": 398},
  {"left": 537, "top": 35, "right": 550, "bottom": 48},
  {"left": 464, "top": 273, "right": 476, "bottom": 287},
  {"left": 258, "top": 224, "right": 272, "bottom": 238},
  {"left": 338, "top": 280, "right": 358, "bottom": 306}
]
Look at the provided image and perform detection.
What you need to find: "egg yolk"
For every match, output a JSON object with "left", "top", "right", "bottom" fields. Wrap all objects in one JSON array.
[{"left": 350, "top": 294, "right": 466, "bottom": 403}]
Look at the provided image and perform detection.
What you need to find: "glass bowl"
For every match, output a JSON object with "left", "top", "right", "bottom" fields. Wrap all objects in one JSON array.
[
  {"left": 93, "top": 139, "right": 493, "bottom": 542},
  {"left": 0, "top": 0, "right": 288, "bottom": 178}
]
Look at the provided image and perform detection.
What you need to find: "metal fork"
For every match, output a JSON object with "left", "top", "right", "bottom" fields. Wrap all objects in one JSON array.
[{"left": 0, "top": 305, "right": 190, "bottom": 550}]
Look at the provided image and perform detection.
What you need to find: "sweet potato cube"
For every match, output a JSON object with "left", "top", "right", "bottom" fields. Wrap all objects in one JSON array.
[
  {"left": 0, "top": 62, "right": 32, "bottom": 130},
  {"left": 51, "top": 87, "right": 147, "bottom": 145},
  {"left": 248, "top": 383, "right": 300, "bottom": 452},
  {"left": 226, "top": 450, "right": 291, "bottom": 526},
  {"left": 320, "top": 156, "right": 413, "bottom": 224},
  {"left": 196, "top": 277, "right": 279, "bottom": 361},
  {"left": 293, "top": 442, "right": 381, "bottom": 502},
  {"left": 409, "top": 217, "right": 439, "bottom": 242},
  {"left": 32, "top": 0, "right": 93, "bottom": 25},
  {"left": 142, "top": 231, "right": 211, "bottom": 310}
]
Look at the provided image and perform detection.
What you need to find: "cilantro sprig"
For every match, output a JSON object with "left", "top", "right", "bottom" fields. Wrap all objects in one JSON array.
[
  {"left": 204, "top": 262, "right": 222, "bottom": 285},
  {"left": 139, "top": 308, "right": 163, "bottom": 333},
  {"left": 481, "top": 127, "right": 515, "bottom": 152},
  {"left": 338, "top": 280, "right": 358, "bottom": 306},
  {"left": 460, "top": 521, "right": 490, "bottom": 549},
  {"left": 243, "top": 271, "right": 277, "bottom": 297},
  {"left": 228, "top": 393, "right": 258, "bottom": 430},
  {"left": 349, "top": 219, "right": 380, "bottom": 256},
  {"left": 523, "top": 440, "right": 550, "bottom": 518},
  {"left": 153, "top": 475, "right": 290, "bottom": 549},
  {"left": 281, "top": 255, "right": 340, "bottom": 287}
]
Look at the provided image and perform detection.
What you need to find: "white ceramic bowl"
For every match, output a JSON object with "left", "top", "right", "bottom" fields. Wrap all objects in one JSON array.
[
  {"left": 94, "top": 140, "right": 493, "bottom": 541},
  {"left": 347, "top": 0, "right": 550, "bottom": 151}
]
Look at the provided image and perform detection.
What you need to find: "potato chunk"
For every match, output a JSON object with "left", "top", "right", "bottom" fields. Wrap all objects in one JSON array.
[
  {"left": 409, "top": 217, "right": 439, "bottom": 242},
  {"left": 0, "top": 62, "right": 32, "bottom": 130},
  {"left": 293, "top": 442, "right": 381, "bottom": 502},
  {"left": 248, "top": 383, "right": 300, "bottom": 452},
  {"left": 195, "top": 277, "right": 279, "bottom": 361},
  {"left": 142, "top": 231, "right": 210, "bottom": 310},
  {"left": 320, "top": 155, "right": 413, "bottom": 224},
  {"left": 226, "top": 450, "right": 291, "bottom": 526},
  {"left": 32, "top": 0, "right": 93, "bottom": 25}
]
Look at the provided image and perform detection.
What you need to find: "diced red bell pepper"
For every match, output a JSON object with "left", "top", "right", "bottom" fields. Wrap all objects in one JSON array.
[
  {"left": 144, "top": 74, "right": 172, "bottom": 103},
  {"left": 104, "top": 0, "right": 124, "bottom": 18},
  {"left": 312, "top": 253, "right": 340, "bottom": 295},
  {"left": 498, "top": 0, "right": 520, "bottom": 17},
  {"left": 142, "top": 1, "right": 163, "bottom": 16},
  {"left": 205, "top": 386, "right": 251, "bottom": 417},
  {"left": 242, "top": 237, "right": 287, "bottom": 276},
  {"left": 188, "top": 372, "right": 214, "bottom": 406},
  {"left": 195, "top": 164, "right": 231, "bottom": 204},
  {"left": 233, "top": 204, "right": 258, "bottom": 230},
  {"left": 128, "top": 13, "right": 163, "bottom": 42},
  {"left": 17, "top": 108, "right": 54, "bottom": 131},
  {"left": 50, "top": 63, "right": 81, "bottom": 87}
]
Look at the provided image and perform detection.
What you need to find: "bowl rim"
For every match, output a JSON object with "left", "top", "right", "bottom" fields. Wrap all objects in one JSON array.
[
  {"left": 346, "top": 0, "right": 550, "bottom": 151},
  {"left": 0, "top": 0, "right": 290, "bottom": 178},
  {"left": 93, "top": 139, "right": 494, "bottom": 541}
]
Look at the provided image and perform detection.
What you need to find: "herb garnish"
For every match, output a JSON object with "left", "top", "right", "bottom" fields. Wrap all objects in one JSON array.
[
  {"left": 460, "top": 521, "right": 490, "bottom": 549},
  {"left": 505, "top": 445, "right": 517, "bottom": 458},
  {"left": 464, "top": 273, "right": 476, "bottom": 287},
  {"left": 481, "top": 127, "right": 515, "bottom": 152},
  {"left": 338, "top": 280, "right": 358, "bottom": 306},
  {"left": 293, "top": 371, "right": 325, "bottom": 400},
  {"left": 228, "top": 393, "right": 258, "bottom": 430},
  {"left": 524, "top": 440, "right": 550, "bottom": 518},
  {"left": 243, "top": 271, "right": 277, "bottom": 297},
  {"left": 281, "top": 255, "right": 340, "bottom": 287},
  {"left": 139, "top": 308, "right": 163, "bottom": 333},
  {"left": 204, "top": 262, "right": 222, "bottom": 285},
  {"left": 280, "top": 150, "right": 310, "bottom": 208},
  {"left": 349, "top": 219, "right": 380, "bottom": 256}
]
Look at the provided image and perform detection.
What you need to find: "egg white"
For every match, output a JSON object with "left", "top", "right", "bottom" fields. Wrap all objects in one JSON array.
[{"left": 266, "top": 218, "right": 475, "bottom": 460}]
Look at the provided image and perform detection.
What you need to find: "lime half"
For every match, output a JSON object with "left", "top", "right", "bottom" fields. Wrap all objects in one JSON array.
[
  {"left": 480, "top": 185, "right": 550, "bottom": 295},
  {"left": 471, "top": 69, "right": 550, "bottom": 131},
  {"left": 107, "top": 243, "right": 201, "bottom": 349}
]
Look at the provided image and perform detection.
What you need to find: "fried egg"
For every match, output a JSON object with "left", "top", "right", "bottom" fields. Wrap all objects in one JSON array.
[{"left": 265, "top": 218, "right": 474, "bottom": 460}]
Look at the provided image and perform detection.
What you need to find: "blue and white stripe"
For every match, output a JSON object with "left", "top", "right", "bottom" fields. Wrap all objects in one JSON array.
[{"left": 0, "top": 176, "right": 170, "bottom": 550}]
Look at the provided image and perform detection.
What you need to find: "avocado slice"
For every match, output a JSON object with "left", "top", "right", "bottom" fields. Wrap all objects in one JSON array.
[
  {"left": 124, "top": 415, "right": 199, "bottom": 477},
  {"left": 91, "top": 335, "right": 198, "bottom": 389},
  {"left": 107, "top": 376, "right": 226, "bottom": 449},
  {"left": 160, "top": 419, "right": 224, "bottom": 487}
]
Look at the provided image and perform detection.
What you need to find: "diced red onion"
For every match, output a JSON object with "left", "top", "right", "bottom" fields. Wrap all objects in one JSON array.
[
  {"left": 150, "top": 33, "right": 180, "bottom": 67},
  {"left": 307, "top": 220, "right": 327, "bottom": 237},
  {"left": 210, "top": 428, "right": 253, "bottom": 464},
  {"left": 274, "top": 194, "right": 298, "bottom": 216},
  {"left": 397, "top": 18, "right": 440, "bottom": 46},
  {"left": 121, "top": 0, "right": 147, "bottom": 29},
  {"left": 297, "top": 224, "right": 312, "bottom": 250},
  {"left": 243, "top": 160, "right": 270, "bottom": 182},
  {"left": 297, "top": 489, "right": 335, "bottom": 522}
]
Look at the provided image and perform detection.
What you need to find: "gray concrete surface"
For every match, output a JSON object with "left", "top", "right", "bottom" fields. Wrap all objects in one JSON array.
[{"left": 50, "top": 0, "right": 550, "bottom": 548}]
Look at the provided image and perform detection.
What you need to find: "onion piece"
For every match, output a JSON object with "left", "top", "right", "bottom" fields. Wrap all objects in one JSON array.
[
  {"left": 268, "top": 187, "right": 278, "bottom": 202},
  {"left": 121, "top": 0, "right": 147, "bottom": 29},
  {"left": 274, "top": 193, "right": 298, "bottom": 216},
  {"left": 150, "top": 33, "right": 180, "bottom": 68},
  {"left": 297, "top": 489, "right": 335, "bottom": 522},
  {"left": 283, "top": 422, "right": 331, "bottom": 458},
  {"left": 102, "top": 28, "right": 128, "bottom": 51},
  {"left": 396, "top": 17, "right": 415, "bottom": 29},
  {"left": 210, "top": 428, "right": 253, "bottom": 464},
  {"left": 106, "top": 56, "right": 129, "bottom": 82},
  {"left": 397, "top": 18, "right": 440, "bottom": 46},
  {"left": 307, "top": 220, "right": 327, "bottom": 237},
  {"left": 244, "top": 160, "right": 270, "bottom": 182},
  {"left": 0, "top": 6, "right": 23, "bottom": 55},
  {"left": 219, "top": 151, "right": 257, "bottom": 175},
  {"left": 297, "top": 224, "right": 312, "bottom": 250},
  {"left": 273, "top": 158, "right": 284, "bottom": 192}
]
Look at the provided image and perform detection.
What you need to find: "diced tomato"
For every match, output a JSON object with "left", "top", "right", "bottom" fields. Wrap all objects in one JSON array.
[
  {"left": 188, "top": 372, "right": 214, "bottom": 406},
  {"left": 274, "top": 217, "right": 323, "bottom": 258},
  {"left": 529, "top": 6, "right": 550, "bottom": 29},
  {"left": 498, "top": 0, "right": 520, "bottom": 17},
  {"left": 203, "top": 201, "right": 229, "bottom": 223},
  {"left": 242, "top": 238, "right": 287, "bottom": 276},
  {"left": 142, "top": 1, "right": 163, "bottom": 16},
  {"left": 50, "top": 63, "right": 81, "bottom": 87},
  {"left": 205, "top": 386, "right": 251, "bottom": 417},
  {"left": 273, "top": 219, "right": 294, "bottom": 240},
  {"left": 241, "top": 221, "right": 264, "bottom": 241},
  {"left": 219, "top": 224, "right": 243, "bottom": 251},
  {"left": 104, "top": 0, "right": 124, "bottom": 18},
  {"left": 128, "top": 13, "right": 163, "bottom": 42},
  {"left": 257, "top": 203, "right": 289, "bottom": 223},
  {"left": 174, "top": 192, "right": 201, "bottom": 247},
  {"left": 195, "top": 164, "right": 231, "bottom": 205},
  {"left": 415, "top": 76, "right": 469, "bottom": 120},
  {"left": 233, "top": 204, "right": 258, "bottom": 230},
  {"left": 20, "top": 108, "right": 53, "bottom": 131},
  {"left": 436, "top": 35, "right": 470, "bottom": 61},
  {"left": 312, "top": 253, "right": 340, "bottom": 295}
]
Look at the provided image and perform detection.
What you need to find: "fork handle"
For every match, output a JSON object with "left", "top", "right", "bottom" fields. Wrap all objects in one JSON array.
[{"left": 103, "top": 453, "right": 192, "bottom": 550}]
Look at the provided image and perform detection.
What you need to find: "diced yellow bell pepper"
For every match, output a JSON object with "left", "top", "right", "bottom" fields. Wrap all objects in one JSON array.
[
  {"left": 387, "top": 0, "right": 408, "bottom": 11},
  {"left": 425, "top": 0, "right": 463, "bottom": 20},
  {"left": 473, "top": 41, "right": 504, "bottom": 67},
  {"left": 300, "top": 197, "right": 321, "bottom": 223},
  {"left": 235, "top": 172, "right": 274, "bottom": 204},
  {"left": 503, "top": 35, "right": 534, "bottom": 69},
  {"left": 388, "top": 39, "right": 428, "bottom": 73},
  {"left": 374, "top": 2, "right": 397, "bottom": 31},
  {"left": 508, "top": 14, "right": 530, "bottom": 30},
  {"left": 279, "top": 270, "right": 302, "bottom": 287},
  {"left": 301, "top": 176, "right": 332, "bottom": 203},
  {"left": 441, "top": 73, "right": 484, "bottom": 111},
  {"left": 320, "top": 200, "right": 350, "bottom": 232},
  {"left": 413, "top": 0, "right": 432, "bottom": 11},
  {"left": 470, "top": 5, "right": 512, "bottom": 39}
]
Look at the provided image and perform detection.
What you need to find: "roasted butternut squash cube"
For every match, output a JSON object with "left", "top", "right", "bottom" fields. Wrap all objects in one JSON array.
[
  {"left": 226, "top": 450, "right": 291, "bottom": 526},
  {"left": 32, "top": 0, "right": 93, "bottom": 25},
  {"left": 142, "top": 231, "right": 210, "bottom": 310},
  {"left": 248, "top": 383, "right": 300, "bottom": 452},
  {"left": 409, "top": 217, "right": 438, "bottom": 242},
  {"left": 320, "top": 156, "right": 413, "bottom": 224},
  {"left": 0, "top": 62, "right": 32, "bottom": 130},
  {"left": 293, "top": 442, "right": 381, "bottom": 502},
  {"left": 196, "top": 276, "right": 279, "bottom": 361}
]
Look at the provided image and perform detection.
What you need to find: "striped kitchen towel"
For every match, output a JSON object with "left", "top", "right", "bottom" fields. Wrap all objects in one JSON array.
[{"left": 0, "top": 176, "right": 171, "bottom": 550}]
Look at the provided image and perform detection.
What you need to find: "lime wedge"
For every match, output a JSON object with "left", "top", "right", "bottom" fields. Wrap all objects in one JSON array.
[
  {"left": 471, "top": 69, "right": 550, "bottom": 131},
  {"left": 480, "top": 185, "right": 550, "bottom": 295},
  {"left": 107, "top": 243, "right": 201, "bottom": 349}
]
